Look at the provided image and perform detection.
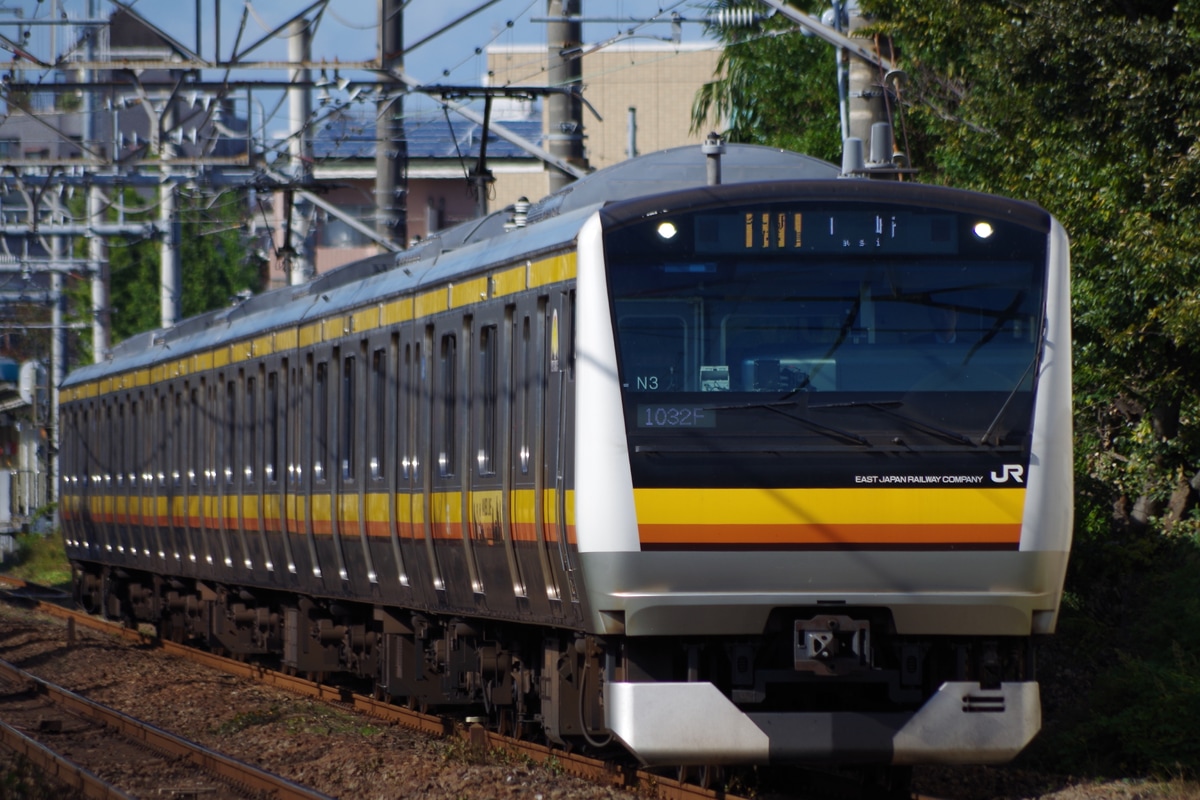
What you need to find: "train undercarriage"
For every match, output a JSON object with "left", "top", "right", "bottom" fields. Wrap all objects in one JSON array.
[{"left": 74, "top": 561, "right": 1036, "bottom": 789}]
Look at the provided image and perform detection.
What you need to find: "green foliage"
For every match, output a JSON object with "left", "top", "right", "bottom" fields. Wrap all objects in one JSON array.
[
  {"left": 699, "top": 0, "right": 1200, "bottom": 780},
  {"left": 65, "top": 186, "right": 263, "bottom": 368},
  {"left": 3, "top": 532, "right": 71, "bottom": 589},
  {"left": 691, "top": 0, "right": 843, "bottom": 162},
  {"left": 0, "top": 755, "right": 65, "bottom": 799}
]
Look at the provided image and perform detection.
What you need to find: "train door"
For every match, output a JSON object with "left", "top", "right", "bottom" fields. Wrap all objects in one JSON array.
[
  {"left": 396, "top": 327, "right": 436, "bottom": 603},
  {"left": 247, "top": 366, "right": 275, "bottom": 577},
  {"left": 478, "top": 310, "right": 528, "bottom": 612},
  {"left": 511, "top": 300, "right": 564, "bottom": 617},
  {"left": 419, "top": 324, "right": 447, "bottom": 599},
  {"left": 290, "top": 356, "right": 322, "bottom": 583},
  {"left": 267, "top": 361, "right": 298, "bottom": 578},
  {"left": 180, "top": 384, "right": 199, "bottom": 572},
  {"left": 335, "top": 341, "right": 379, "bottom": 587},
  {"left": 544, "top": 292, "right": 581, "bottom": 613},
  {"left": 367, "top": 332, "right": 407, "bottom": 597}
]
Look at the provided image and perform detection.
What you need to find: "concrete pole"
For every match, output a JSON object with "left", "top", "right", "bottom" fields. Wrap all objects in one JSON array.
[
  {"left": 160, "top": 96, "right": 180, "bottom": 327},
  {"left": 287, "top": 17, "right": 315, "bottom": 284},
  {"left": 85, "top": 0, "right": 109, "bottom": 362},
  {"left": 376, "top": 0, "right": 406, "bottom": 245},
  {"left": 50, "top": 234, "right": 63, "bottom": 514},
  {"left": 546, "top": 0, "right": 585, "bottom": 193},
  {"left": 845, "top": 1, "right": 891, "bottom": 166}
]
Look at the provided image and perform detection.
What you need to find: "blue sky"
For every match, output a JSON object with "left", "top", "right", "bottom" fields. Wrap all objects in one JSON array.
[
  {"left": 4, "top": 1, "right": 718, "bottom": 142},
  {"left": 3, "top": 1, "right": 710, "bottom": 82}
]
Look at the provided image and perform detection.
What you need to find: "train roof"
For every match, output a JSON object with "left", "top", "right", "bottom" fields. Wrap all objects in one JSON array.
[{"left": 63, "top": 144, "right": 839, "bottom": 388}]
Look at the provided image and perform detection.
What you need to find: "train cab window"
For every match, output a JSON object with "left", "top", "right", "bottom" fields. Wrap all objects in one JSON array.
[
  {"left": 314, "top": 362, "right": 328, "bottom": 483},
  {"left": 370, "top": 349, "right": 386, "bottom": 481},
  {"left": 341, "top": 355, "right": 356, "bottom": 481},
  {"left": 615, "top": 304, "right": 693, "bottom": 392}
]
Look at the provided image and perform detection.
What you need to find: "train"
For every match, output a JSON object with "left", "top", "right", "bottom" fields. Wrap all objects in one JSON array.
[{"left": 57, "top": 142, "right": 1072, "bottom": 776}]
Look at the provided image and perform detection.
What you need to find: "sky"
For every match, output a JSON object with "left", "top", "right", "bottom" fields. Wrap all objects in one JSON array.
[
  {"left": 0, "top": 0, "right": 719, "bottom": 141},
  {"left": 2, "top": 1, "right": 714, "bottom": 90}
]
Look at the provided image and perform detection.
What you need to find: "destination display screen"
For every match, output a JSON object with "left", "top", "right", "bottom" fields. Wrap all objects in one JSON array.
[{"left": 693, "top": 210, "right": 959, "bottom": 255}]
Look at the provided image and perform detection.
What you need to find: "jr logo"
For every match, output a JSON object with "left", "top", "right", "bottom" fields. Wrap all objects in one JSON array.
[{"left": 990, "top": 464, "right": 1025, "bottom": 484}]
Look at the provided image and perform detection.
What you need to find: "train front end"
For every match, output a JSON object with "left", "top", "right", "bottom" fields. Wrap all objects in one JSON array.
[{"left": 572, "top": 181, "right": 1072, "bottom": 766}]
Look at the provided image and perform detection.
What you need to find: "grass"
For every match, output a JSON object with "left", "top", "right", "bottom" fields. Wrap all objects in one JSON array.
[{"left": 1, "top": 530, "right": 72, "bottom": 589}]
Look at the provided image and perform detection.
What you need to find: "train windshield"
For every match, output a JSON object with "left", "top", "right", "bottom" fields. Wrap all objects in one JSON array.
[{"left": 603, "top": 199, "right": 1049, "bottom": 469}]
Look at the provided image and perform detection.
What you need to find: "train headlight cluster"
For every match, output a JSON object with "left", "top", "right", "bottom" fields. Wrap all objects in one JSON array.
[{"left": 973, "top": 221, "right": 995, "bottom": 239}]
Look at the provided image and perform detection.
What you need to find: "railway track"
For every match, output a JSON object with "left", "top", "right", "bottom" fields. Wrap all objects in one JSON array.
[
  {"left": 0, "top": 580, "right": 738, "bottom": 800},
  {"left": 0, "top": 654, "right": 336, "bottom": 800}
]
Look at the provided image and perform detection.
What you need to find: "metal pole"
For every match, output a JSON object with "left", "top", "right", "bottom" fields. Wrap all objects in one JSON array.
[
  {"left": 376, "top": 0, "right": 406, "bottom": 245},
  {"left": 85, "top": 0, "right": 110, "bottom": 362},
  {"left": 286, "top": 16, "right": 314, "bottom": 284},
  {"left": 546, "top": 0, "right": 585, "bottom": 193},
  {"left": 845, "top": 1, "right": 890, "bottom": 163},
  {"left": 160, "top": 95, "right": 180, "bottom": 327},
  {"left": 627, "top": 106, "right": 637, "bottom": 160}
]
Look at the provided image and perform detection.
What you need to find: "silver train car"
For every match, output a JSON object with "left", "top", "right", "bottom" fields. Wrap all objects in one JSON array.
[{"left": 58, "top": 144, "right": 1072, "bottom": 770}]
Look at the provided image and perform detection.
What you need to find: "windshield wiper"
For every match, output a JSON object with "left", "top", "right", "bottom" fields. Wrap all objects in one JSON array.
[
  {"left": 811, "top": 400, "right": 978, "bottom": 447},
  {"left": 979, "top": 319, "right": 1043, "bottom": 446},
  {"left": 707, "top": 400, "right": 872, "bottom": 446}
]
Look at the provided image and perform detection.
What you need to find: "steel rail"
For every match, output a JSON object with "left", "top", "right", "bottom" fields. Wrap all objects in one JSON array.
[
  {"left": 0, "top": 717, "right": 135, "bottom": 800},
  {"left": 26, "top": 599, "right": 735, "bottom": 800},
  {"left": 0, "top": 654, "right": 336, "bottom": 800}
]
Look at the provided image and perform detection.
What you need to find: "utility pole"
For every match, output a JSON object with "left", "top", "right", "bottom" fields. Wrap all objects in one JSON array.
[
  {"left": 844, "top": 1, "right": 892, "bottom": 169},
  {"left": 286, "top": 16, "right": 315, "bottom": 285},
  {"left": 84, "top": 0, "right": 109, "bottom": 361},
  {"left": 546, "top": 0, "right": 585, "bottom": 194},
  {"left": 161, "top": 105, "right": 181, "bottom": 327},
  {"left": 376, "top": 0, "right": 407, "bottom": 246}
]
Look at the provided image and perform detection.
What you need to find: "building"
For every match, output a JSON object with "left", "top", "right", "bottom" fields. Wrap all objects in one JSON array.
[{"left": 269, "top": 40, "right": 724, "bottom": 281}]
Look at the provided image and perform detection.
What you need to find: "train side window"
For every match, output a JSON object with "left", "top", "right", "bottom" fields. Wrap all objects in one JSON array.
[
  {"left": 314, "top": 361, "right": 328, "bottom": 483},
  {"left": 370, "top": 348, "right": 386, "bottom": 481},
  {"left": 477, "top": 325, "right": 498, "bottom": 476},
  {"left": 341, "top": 354, "right": 356, "bottom": 481},
  {"left": 438, "top": 333, "right": 457, "bottom": 478}
]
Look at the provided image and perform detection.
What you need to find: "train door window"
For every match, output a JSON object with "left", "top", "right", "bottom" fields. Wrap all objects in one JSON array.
[
  {"left": 266, "top": 372, "right": 279, "bottom": 485},
  {"left": 370, "top": 347, "right": 386, "bottom": 481},
  {"left": 202, "top": 381, "right": 214, "bottom": 488},
  {"left": 225, "top": 379, "right": 237, "bottom": 487},
  {"left": 438, "top": 333, "right": 457, "bottom": 478},
  {"left": 159, "top": 393, "right": 169, "bottom": 488},
  {"left": 314, "top": 361, "right": 328, "bottom": 483},
  {"left": 477, "top": 325, "right": 498, "bottom": 476},
  {"left": 341, "top": 354, "right": 356, "bottom": 481},
  {"left": 116, "top": 401, "right": 126, "bottom": 488},
  {"left": 517, "top": 315, "right": 531, "bottom": 475},
  {"left": 400, "top": 341, "right": 414, "bottom": 480},
  {"left": 245, "top": 375, "right": 257, "bottom": 485},
  {"left": 188, "top": 387, "right": 199, "bottom": 487},
  {"left": 130, "top": 398, "right": 140, "bottom": 488}
]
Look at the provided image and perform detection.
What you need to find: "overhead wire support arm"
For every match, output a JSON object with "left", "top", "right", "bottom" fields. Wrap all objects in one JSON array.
[
  {"left": 755, "top": 0, "right": 894, "bottom": 72},
  {"left": 385, "top": 68, "right": 588, "bottom": 181}
]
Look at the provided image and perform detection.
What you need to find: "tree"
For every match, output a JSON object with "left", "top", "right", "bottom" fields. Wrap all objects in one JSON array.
[
  {"left": 691, "top": 0, "right": 843, "bottom": 162},
  {"left": 66, "top": 186, "right": 264, "bottom": 366},
  {"left": 695, "top": 0, "right": 1200, "bottom": 776},
  {"left": 698, "top": 0, "right": 1200, "bottom": 533}
]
